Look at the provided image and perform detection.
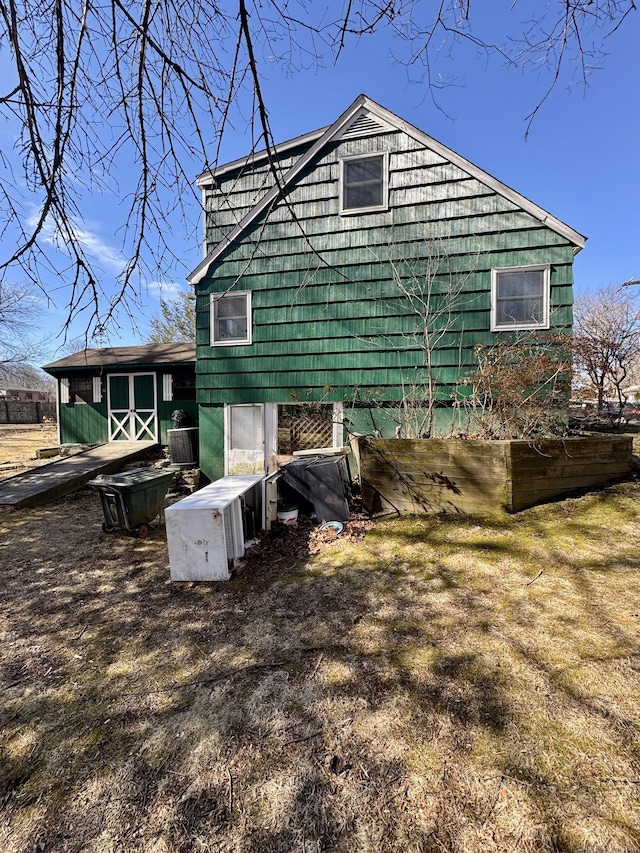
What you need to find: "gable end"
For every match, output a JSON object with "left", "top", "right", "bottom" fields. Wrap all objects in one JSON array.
[
  {"left": 336, "top": 109, "right": 395, "bottom": 141},
  {"left": 188, "top": 95, "right": 586, "bottom": 286}
]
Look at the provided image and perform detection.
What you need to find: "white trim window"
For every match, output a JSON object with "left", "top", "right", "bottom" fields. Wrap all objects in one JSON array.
[
  {"left": 211, "top": 291, "right": 252, "bottom": 346},
  {"left": 340, "top": 153, "right": 388, "bottom": 214},
  {"left": 62, "top": 375, "right": 95, "bottom": 404},
  {"left": 491, "top": 265, "right": 551, "bottom": 331}
]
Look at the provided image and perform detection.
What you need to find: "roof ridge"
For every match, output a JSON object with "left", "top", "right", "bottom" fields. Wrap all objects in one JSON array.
[{"left": 188, "top": 94, "right": 585, "bottom": 286}]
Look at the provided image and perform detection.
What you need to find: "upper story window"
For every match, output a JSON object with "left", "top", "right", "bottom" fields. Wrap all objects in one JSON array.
[
  {"left": 211, "top": 291, "right": 252, "bottom": 346},
  {"left": 491, "top": 265, "right": 551, "bottom": 331},
  {"left": 340, "top": 153, "right": 388, "bottom": 214}
]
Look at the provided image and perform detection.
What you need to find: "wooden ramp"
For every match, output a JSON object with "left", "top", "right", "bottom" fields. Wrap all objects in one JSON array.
[{"left": 0, "top": 442, "right": 159, "bottom": 508}]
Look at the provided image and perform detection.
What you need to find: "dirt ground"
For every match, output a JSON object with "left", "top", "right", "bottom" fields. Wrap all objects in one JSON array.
[
  {"left": 0, "top": 424, "right": 61, "bottom": 480},
  {"left": 1, "top": 425, "right": 640, "bottom": 852}
]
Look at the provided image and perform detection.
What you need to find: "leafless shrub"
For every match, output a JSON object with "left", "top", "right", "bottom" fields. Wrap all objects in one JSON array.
[{"left": 455, "top": 333, "right": 572, "bottom": 439}]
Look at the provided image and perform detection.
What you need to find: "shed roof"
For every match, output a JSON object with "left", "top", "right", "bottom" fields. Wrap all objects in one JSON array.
[
  {"left": 189, "top": 93, "right": 586, "bottom": 286},
  {"left": 43, "top": 343, "right": 196, "bottom": 374}
]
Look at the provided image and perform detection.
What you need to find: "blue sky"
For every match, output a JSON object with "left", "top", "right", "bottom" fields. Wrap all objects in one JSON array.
[{"left": 2, "top": 4, "right": 638, "bottom": 360}]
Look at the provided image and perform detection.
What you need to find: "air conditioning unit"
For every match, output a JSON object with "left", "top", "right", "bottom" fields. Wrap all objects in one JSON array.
[
  {"left": 166, "top": 475, "right": 263, "bottom": 581},
  {"left": 167, "top": 427, "right": 199, "bottom": 467}
]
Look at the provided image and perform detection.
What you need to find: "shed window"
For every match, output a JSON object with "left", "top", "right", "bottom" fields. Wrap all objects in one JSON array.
[
  {"left": 172, "top": 369, "right": 196, "bottom": 401},
  {"left": 211, "top": 291, "right": 252, "bottom": 345},
  {"left": 491, "top": 265, "right": 550, "bottom": 331},
  {"left": 340, "top": 154, "right": 387, "bottom": 214},
  {"left": 68, "top": 376, "right": 94, "bottom": 404}
]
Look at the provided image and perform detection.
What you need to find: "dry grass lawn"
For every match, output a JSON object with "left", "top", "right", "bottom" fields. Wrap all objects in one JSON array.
[
  {"left": 0, "top": 424, "right": 60, "bottom": 480},
  {"left": 1, "top": 428, "right": 639, "bottom": 852}
]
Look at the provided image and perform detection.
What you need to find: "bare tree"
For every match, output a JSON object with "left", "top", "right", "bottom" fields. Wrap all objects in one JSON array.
[
  {"left": 0, "top": 361, "right": 55, "bottom": 395},
  {"left": 0, "top": 1, "right": 635, "bottom": 336},
  {"left": 0, "top": 280, "right": 48, "bottom": 372},
  {"left": 355, "top": 234, "right": 478, "bottom": 438},
  {"left": 573, "top": 284, "right": 640, "bottom": 414}
]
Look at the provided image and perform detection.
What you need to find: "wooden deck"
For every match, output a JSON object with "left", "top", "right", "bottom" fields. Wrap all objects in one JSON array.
[{"left": 0, "top": 442, "right": 159, "bottom": 508}]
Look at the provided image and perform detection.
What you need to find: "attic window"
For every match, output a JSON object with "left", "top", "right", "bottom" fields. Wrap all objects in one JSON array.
[
  {"left": 340, "top": 153, "right": 388, "bottom": 214},
  {"left": 491, "top": 265, "right": 550, "bottom": 331},
  {"left": 211, "top": 291, "right": 252, "bottom": 346}
]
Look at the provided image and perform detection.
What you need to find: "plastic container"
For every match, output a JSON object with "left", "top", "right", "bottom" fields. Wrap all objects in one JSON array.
[
  {"left": 277, "top": 506, "right": 299, "bottom": 525},
  {"left": 88, "top": 467, "right": 175, "bottom": 537}
]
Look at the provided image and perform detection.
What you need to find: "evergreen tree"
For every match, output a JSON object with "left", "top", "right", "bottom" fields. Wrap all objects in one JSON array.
[{"left": 147, "top": 292, "right": 195, "bottom": 344}]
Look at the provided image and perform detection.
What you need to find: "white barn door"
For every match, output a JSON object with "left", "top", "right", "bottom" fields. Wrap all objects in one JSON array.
[{"left": 108, "top": 373, "right": 157, "bottom": 442}]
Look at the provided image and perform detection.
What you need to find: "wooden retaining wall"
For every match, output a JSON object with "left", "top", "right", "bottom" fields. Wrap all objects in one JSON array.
[{"left": 358, "top": 436, "right": 633, "bottom": 515}]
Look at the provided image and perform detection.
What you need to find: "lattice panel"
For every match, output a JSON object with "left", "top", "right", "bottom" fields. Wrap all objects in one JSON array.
[{"left": 278, "top": 405, "right": 334, "bottom": 455}]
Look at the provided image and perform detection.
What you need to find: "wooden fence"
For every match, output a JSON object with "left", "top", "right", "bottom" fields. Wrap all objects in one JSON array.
[{"left": 0, "top": 400, "right": 57, "bottom": 424}]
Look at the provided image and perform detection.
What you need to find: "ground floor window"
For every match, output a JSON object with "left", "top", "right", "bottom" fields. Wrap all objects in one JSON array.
[
  {"left": 277, "top": 404, "right": 340, "bottom": 454},
  {"left": 64, "top": 376, "right": 94, "bottom": 404},
  {"left": 172, "top": 370, "right": 196, "bottom": 401}
]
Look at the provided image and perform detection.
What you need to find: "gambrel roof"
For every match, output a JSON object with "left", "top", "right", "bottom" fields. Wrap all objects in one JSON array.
[{"left": 188, "top": 93, "right": 586, "bottom": 286}]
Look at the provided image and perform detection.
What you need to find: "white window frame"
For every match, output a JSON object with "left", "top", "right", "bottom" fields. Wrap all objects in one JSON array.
[
  {"left": 63, "top": 375, "right": 95, "bottom": 404},
  {"left": 339, "top": 152, "right": 388, "bottom": 215},
  {"left": 491, "top": 264, "right": 551, "bottom": 332},
  {"left": 210, "top": 291, "right": 252, "bottom": 346}
]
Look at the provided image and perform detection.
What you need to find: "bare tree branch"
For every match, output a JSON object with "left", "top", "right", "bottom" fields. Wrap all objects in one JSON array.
[
  {"left": 0, "top": 280, "right": 50, "bottom": 366},
  {"left": 0, "top": 0, "right": 634, "bottom": 338},
  {"left": 573, "top": 284, "right": 640, "bottom": 414}
]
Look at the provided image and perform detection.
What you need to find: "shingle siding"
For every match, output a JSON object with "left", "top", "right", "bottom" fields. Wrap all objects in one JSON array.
[{"left": 195, "top": 105, "right": 578, "bottom": 420}]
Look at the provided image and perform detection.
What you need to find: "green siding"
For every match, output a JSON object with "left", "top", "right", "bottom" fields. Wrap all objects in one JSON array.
[
  {"left": 197, "top": 404, "right": 224, "bottom": 484},
  {"left": 346, "top": 404, "right": 464, "bottom": 440},
  {"left": 157, "top": 400, "right": 198, "bottom": 444},
  {"left": 196, "top": 123, "right": 579, "bottom": 478},
  {"left": 59, "top": 402, "right": 108, "bottom": 445}
]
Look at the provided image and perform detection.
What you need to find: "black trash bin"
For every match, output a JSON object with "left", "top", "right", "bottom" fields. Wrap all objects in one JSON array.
[
  {"left": 280, "top": 454, "right": 351, "bottom": 522},
  {"left": 88, "top": 468, "right": 175, "bottom": 537}
]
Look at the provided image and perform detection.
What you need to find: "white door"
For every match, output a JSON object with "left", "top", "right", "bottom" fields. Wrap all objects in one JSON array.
[
  {"left": 108, "top": 373, "right": 158, "bottom": 441},
  {"left": 225, "top": 403, "right": 277, "bottom": 475}
]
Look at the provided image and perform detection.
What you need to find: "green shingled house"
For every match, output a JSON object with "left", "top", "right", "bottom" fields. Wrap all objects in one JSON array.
[{"left": 188, "top": 94, "right": 585, "bottom": 484}]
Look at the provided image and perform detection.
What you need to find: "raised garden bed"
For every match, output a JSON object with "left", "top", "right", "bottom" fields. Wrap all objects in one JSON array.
[{"left": 358, "top": 435, "right": 633, "bottom": 515}]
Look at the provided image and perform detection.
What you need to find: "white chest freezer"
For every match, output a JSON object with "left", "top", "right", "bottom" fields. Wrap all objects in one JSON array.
[{"left": 166, "top": 475, "right": 263, "bottom": 581}]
